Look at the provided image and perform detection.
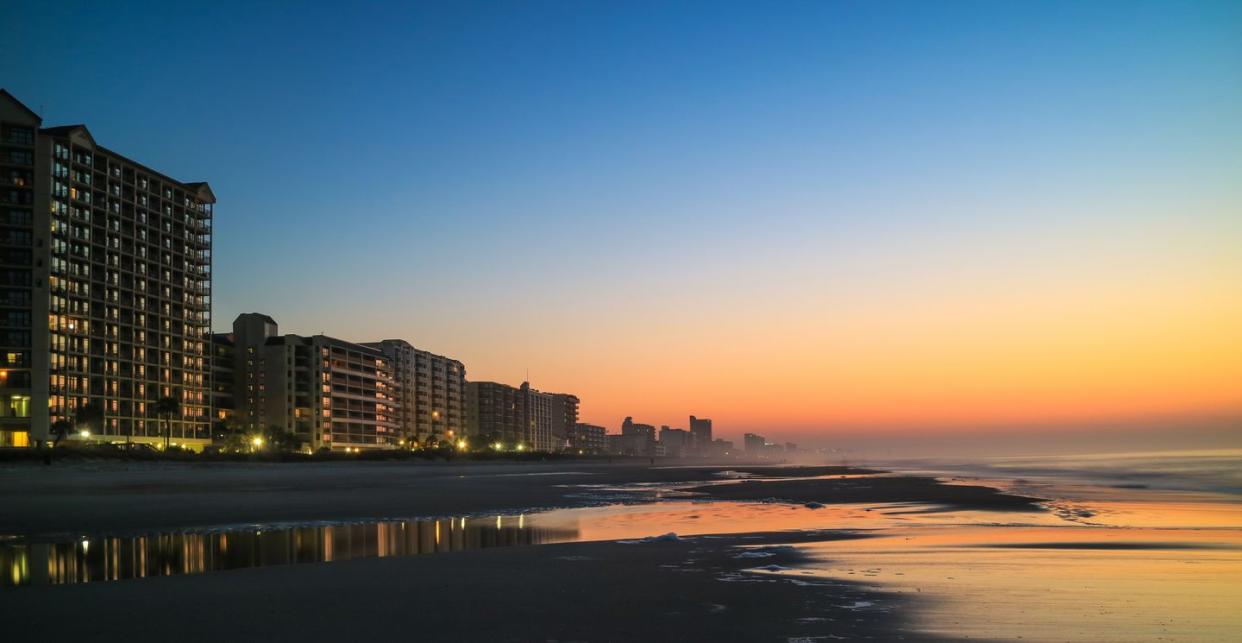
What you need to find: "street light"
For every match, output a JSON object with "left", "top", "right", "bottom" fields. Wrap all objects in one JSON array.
[
  {"left": 78, "top": 429, "right": 90, "bottom": 439},
  {"left": 251, "top": 436, "right": 264, "bottom": 450}
]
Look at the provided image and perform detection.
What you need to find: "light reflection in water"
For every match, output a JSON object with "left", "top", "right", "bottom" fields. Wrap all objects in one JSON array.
[{"left": 0, "top": 514, "right": 577, "bottom": 588}]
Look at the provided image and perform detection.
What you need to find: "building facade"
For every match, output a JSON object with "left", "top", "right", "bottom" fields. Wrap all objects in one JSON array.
[
  {"left": 547, "top": 392, "right": 579, "bottom": 451},
  {"left": 364, "top": 339, "right": 465, "bottom": 446},
  {"left": 689, "top": 415, "right": 712, "bottom": 455},
  {"left": 659, "top": 426, "right": 689, "bottom": 457},
  {"left": 620, "top": 416, "right": 657, "bottom": 456},
  {"left": 568, "top": 422, "right": 606, "bottom": 453},
  {"left": 209, "top": 331, "right": 235, "bottom": 438},
  {"left": 228, "top": 313, "right": 399, "bottom": 451},
  {"left": 0, "top": 90, "right": 213, "bottom": 448},
  {"left": 465, "top": 380, "right": 571, "bottom": 452},
  {"left": 466, "top": 381, "right": 523, "bottom": 448}
]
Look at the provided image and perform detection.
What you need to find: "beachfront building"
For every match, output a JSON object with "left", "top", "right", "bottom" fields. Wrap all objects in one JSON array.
[
  {"left": 466, "top": 381, "right": 522, "bottom": 448},
  {"left": 659, "top": 426, "right": 690, "bottom": 458},
  {"left": 227, "top": 313, "right": 400, "bottom": 451},
  {"left": 620, "top": 417, "right": 657, "bottom": 456},
  {"left": 362, "top": 339, "right": 465, "bottom": 447},
  {"left": 709, "top": 438, "right": 735, "bottom": 457},
  {"left": 0, "top": 90, "right": 214, "bottom": 448},
  {"left": 547, "top": 392, "right": 579, "bottom": 451},
  {"left": 689, "top": 415, "right": 712, "bottom": 455},
  {"left": 209, "top": 332, "right": 236, "bottom": 437},
  {"left": 744, "top": 432, "right": 766, "bottom": 453},
  {"left": 465, "top": 380, "right": 573, "bottom": 452},
  {"left": 568, "top": 422, "right": 606, "bottom": 453}
]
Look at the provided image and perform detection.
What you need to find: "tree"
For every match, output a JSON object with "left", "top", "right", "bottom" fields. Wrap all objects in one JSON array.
[
  {"left": 154, "top": 396, "right": 180, "bottom": 450},
  {"left": 262, "top": 425, "right": 303, "bottom": 453},
  {"left": 50, "top": 419, "right": 73, "bottom": 447}
]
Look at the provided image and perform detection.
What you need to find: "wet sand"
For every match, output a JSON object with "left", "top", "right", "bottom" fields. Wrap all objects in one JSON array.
[
  {"left": 0, "top": 461, "right": 1037, "bottom": 642},
  {"left": 3, "top": 530, "right": 942, "bottom": 643},
  {"left": 684, "top": 473, "right": 1044, "bottom": 510},
  {"left": 0, "top": 460, "right": 1009, "bottom": 536}
]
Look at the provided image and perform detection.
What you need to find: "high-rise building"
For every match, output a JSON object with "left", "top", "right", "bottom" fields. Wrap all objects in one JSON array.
[
  {"left": 363, "top": 340, "right": 465, "bottom": 446},
  {"left": 465, "top": 380, "right": 571, "bottom": 452},
  {"left": 547, "top": 392, "right": 579, "bottom": 451},
  {"left": 744, "top": 432, "right": 766, "bottom": 453},
  {"left": 0, "top": 90, "right": 214, "bottom": 448},
  {"left": 209, "top": 331, "right": 236, "bottom": 437},
  {"left": 466, "top": 381, "right": 523, "bottom": 448},
  {"left": 227, "top": 313, "right": 399, "bottom": 451},
  {"left": 659, "top": 425, "right": 689, "bottom": 457},
  {"left": 689, "top": 415, "right": 712, "bottom": 454}
]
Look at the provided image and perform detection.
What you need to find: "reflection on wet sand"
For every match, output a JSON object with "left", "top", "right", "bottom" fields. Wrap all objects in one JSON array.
[
  {"left": 758, "top": 524, "right": 1242, "bottom": 642},
  {"left": 1, "top": 516, "right": 578, "bottom": 587}
]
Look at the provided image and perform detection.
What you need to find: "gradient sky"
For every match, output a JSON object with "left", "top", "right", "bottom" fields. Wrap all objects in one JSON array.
[{"left": 3, "top": 1, "right": 1240, "bottom": 449}]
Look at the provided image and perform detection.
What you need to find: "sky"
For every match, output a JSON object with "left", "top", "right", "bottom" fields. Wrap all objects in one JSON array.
[{"left": 2, "top": 1, "right": 1239, "bottom": 452}]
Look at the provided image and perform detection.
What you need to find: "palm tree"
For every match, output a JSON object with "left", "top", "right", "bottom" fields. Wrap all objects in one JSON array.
[
  {"left": 50, "top": 419, "right": 72, "bottom": 447},
  {"left": 154, "top": 396, "right": 180, "bottom": 450},
  {"left": 76, "top": 402, "right": 104, "bottom": 440}
]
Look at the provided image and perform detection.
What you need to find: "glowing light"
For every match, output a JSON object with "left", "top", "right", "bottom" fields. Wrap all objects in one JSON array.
[
  {"left": 493, "top": 442, "right": 503, "bottom": 450},
  {"left": 456, "top": 439, "right": 467, "bottom": 451},
  {"left": 78, "top": 430, "right": 90, "bottom": 438},
  {"left": 516, "top": 444, "right": 525, "bottom": 452},
  {"left": 251, "top": 436, "right": 264, "bottom": 449}
]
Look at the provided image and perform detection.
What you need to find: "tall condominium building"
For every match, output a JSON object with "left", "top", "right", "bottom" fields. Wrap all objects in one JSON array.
[
  {"left": 521, "top": 382, "right": 553, "bottom": 452},
  {"left": 744, "top": 432, "right": 766, "bottom": 453},
  {"left": 689, "top": 415, "right": 712, "bottom": 454},
  {"left": 546, "top": 392, "right": 579, "bottom": 451},
  {"left": 361, "top": 339, "right": 465, "bottom": 446},
  {"left": 209, "top": 331, "right": 236, "bottom": 435},
  {"left": 465, "top": 380, "right": 570, "bottom": 452},
  {"left": 466, "top": 381, "right": 522, "bottom": 447},
  {"left": 227, "top": 313, "right": 399, "bottom": 451},
  {"left": 0, "top": 90, "right": 213, "bottom": 448},
  {"left": 568, "top": 422, "right": 606, "bottom": 453}
]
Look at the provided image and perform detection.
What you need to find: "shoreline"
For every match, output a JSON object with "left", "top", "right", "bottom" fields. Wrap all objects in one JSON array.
[
  {"left": 1, "top": 462, "right": 1044, "bottom": 641},
  {"left": 0, "top": 460, "right": 1032, "bottom": 537}
]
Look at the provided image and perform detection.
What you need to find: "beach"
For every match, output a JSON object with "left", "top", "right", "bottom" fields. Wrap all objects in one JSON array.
[{"left": 3, "top": 456, "right": 1240, "bottom": 641}]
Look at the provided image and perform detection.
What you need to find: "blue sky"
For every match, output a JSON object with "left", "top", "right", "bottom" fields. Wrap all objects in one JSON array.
[{"left": 3, "top": 1, "right": 1239, "bottom": 442}]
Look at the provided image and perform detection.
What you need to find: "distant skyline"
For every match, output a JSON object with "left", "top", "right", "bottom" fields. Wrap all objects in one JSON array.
[{"left": 3, "top": 1, "right": 1239, "bottom": 449}]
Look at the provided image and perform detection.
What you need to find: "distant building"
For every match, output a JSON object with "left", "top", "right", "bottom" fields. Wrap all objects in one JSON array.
[
  {"left": 744, "top": 432, "right": 766, "bottom": 453},
  {"left": 784, "top": 442, "right": 798, "bottom": 453},
  {"left": 659, "top": 426, "right": 689, "bottom": 458},
  {"left": 621, "top": 416, "right": 657, "bottom": 456},
  {"left": 710, "top": 438, "right": 735, "bottom": 457},
  {"left": 0, "top": 90, "right": 214, "bottom": 448},
  {"left": 363, "top": 339, "right": 466, "bottom": 446},
  {"left": 228, "top": 313, "right": 400, "bottom": 451},
  {"left": 604, "top": 433, "right": 625, "bottom": 455},
  {"left": 689, "top": 415, "right": 712, "bottom": 454},
  {"left": 568, "top": 422, "right": 606, "bottom": 453}
]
